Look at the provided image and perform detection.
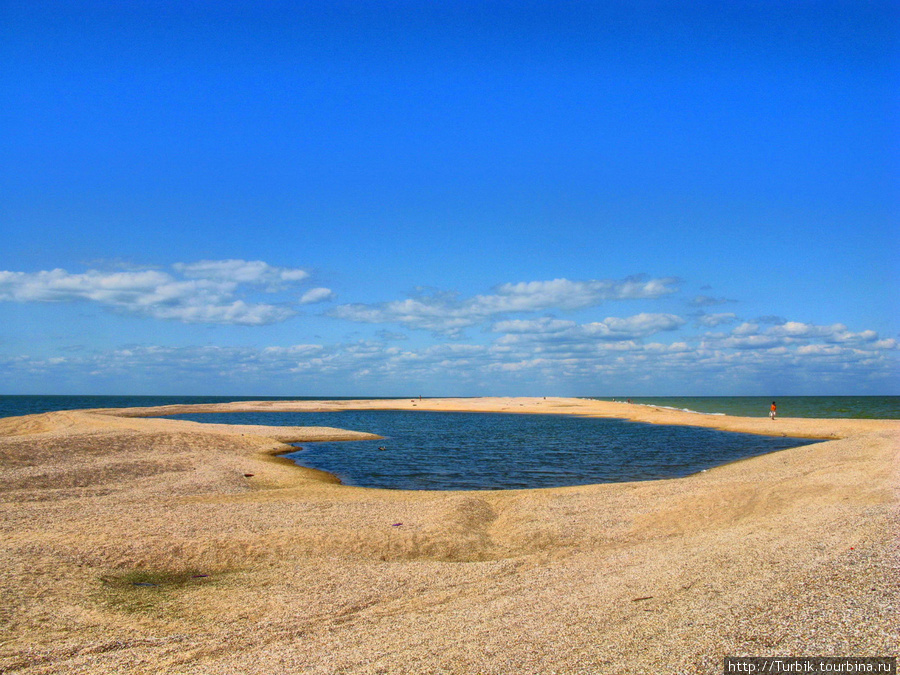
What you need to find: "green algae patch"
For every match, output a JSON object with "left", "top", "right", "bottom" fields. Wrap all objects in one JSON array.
[{"left": 96, "top": 568, "right": 225, "bottom": 617}]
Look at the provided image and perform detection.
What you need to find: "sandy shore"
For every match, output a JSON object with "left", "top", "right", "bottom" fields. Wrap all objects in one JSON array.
[{"left": 0, "top": 397, "right": 897, "bottom": 674}]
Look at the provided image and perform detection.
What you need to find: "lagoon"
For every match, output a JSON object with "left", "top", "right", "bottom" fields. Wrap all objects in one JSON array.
[{"left": 167, "top": 409, "right": 820, "bottom": 490}]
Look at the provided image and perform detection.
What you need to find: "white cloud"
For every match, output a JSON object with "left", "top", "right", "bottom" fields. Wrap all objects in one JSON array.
[
  {"left": 0, "top": 268, "right": 173, "bottom": 303},
  {"left": 299, "top": 287, "right": 335, "bottom": 304},
  {"left": 796, "top": 344, "right": 844, "bottom": 356},
  {"left": 330, "top": 276, "right": 678, "bottom": 334},
  {"left": 0, "top": 261, "right": 324, "bottom": 325},
  {"left": 173, "top": 260, "right": 309, "bottom": 285},
  {"left": 690, "top": 295, "right": 735, "bottom": 307},
  {"left": 698, "top": 320, "right": 896, "bottom": 353},
  {"left": 263, "top": 344, "right": 324, "bottom": 355},
  {"left": 491, "top": 277, "right": 677, "bottom": 310},
  {"left": 695, "top": 312, "right": 738, "bottom": 327},
  {"left": 770, "top": 321, "right": 846, "bottom": 338},
  {"left": 731, "top": 322, "right": 760, "bottom": 336},
  {"left": 151, "top": 300, "right": 296, "bottom": 325},
  {"left": 3, "top": 262, "right": 895, "bottom": 393},
  {"left": 4, "top": 318, "right": 897, "bottom": 394},
  {"left": 492, "top": 313, "right": 685, "bottom": 344},
  {"left": 720, "top": 335, "right": 783, "bottom": 350},
  {"left": 594, "top": 313, "right": 685, "bottom": 336},
  {"left": 492, "top": 318, "right": 576, "bottom": 334}
]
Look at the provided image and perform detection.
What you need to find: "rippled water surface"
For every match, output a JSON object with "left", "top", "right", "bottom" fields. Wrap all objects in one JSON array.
[{"left": 166, "top": 410, "right": 821, "bottom": 490}]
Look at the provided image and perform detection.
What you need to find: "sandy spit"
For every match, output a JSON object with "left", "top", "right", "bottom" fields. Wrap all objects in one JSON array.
[{"left": 0, "top": 397, "right": 897, "bottom": 674}]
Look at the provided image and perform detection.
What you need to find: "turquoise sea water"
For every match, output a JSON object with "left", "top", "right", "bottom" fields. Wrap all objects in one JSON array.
[
  {"left": 2, "top": 395, "right": 896, "bottom": 420},
  {"left": 0, "top": 395, "right": 382, "bottom": 420},
  {"left": 588, "top": 396, "right": 900, "bottom": 419}
]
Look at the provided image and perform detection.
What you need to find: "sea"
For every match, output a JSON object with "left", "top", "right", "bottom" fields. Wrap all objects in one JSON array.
[
  {"left": 3, "top": 395, "right": 896, "bottom": 490},
  {"left": 591, "top": 396, "right": 900, "bottom": 420}
]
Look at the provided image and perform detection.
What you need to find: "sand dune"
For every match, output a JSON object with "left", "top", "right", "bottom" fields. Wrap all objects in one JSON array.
[{"left": 0, "top": 397, "right": 897, "bottom": 674}]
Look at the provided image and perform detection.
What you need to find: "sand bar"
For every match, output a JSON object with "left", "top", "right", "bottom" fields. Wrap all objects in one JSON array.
[{"left": 0, "top": 397, "right": 897, "bottom": 674}]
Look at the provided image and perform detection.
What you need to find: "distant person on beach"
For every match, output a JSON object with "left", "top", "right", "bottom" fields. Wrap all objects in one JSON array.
[{"left": 770, "top": 401, "right": 777, "bottom": 420}]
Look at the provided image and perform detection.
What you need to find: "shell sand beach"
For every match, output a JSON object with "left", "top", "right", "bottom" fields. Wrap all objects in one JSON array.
[{"left": 1, "top": 398, "right": 897, "bottom": 674}]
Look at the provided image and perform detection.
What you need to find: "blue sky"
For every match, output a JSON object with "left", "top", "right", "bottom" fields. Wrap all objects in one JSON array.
[{"left": 1, "top": 0, "right": 897, "bottom": 396}]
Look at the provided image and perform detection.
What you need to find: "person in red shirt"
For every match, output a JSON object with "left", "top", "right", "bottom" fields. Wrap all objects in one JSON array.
[{"left": 770, "top": 401, "right": 777, "bottom": 420}]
